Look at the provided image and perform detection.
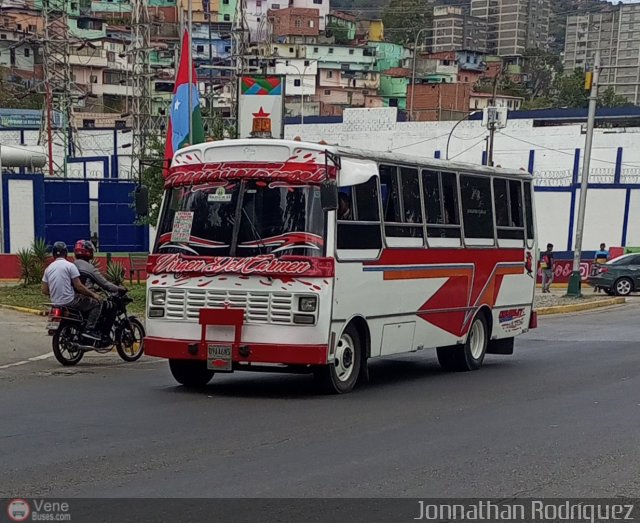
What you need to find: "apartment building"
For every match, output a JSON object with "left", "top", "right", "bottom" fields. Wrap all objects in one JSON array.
[
  {"left": 268, "top": 7, "right": 321, "bottom": 39},
  {"left": 563, "top": 5, "right": 640, "bottom": 103},
  {"left": 429, "top": 6, "right": 487, "bottom": 53},
  {"left": 415, "top": 51, "right": 460, "bottom": 84},
  {"left": 471, "top": 0, "right": 550, "bottom": 56},
  {"left": 246, "top": 0, "right": 328, "bottom": 41}
]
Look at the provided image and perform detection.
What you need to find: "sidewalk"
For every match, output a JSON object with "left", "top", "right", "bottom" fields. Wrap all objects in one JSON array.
[{"left": 534, "top": 287, "right": 625, "bottom": 315}]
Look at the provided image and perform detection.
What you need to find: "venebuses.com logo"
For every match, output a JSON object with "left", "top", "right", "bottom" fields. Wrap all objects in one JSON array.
[
  {"left": 6, "top": 499, "right": 71, "bottom": 521},
  {"left": 7, "top": 499, "right": 30, "bottom": 522}
]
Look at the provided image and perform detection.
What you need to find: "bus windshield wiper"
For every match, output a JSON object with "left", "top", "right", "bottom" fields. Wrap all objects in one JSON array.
[{"left": 241, "top": 208, "right": 267, "bottom": 254}]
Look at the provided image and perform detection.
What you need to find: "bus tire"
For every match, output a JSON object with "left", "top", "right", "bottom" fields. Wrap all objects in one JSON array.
[
  {"left": 437, "top": 314, "right": 488, "bottom": 372},
  {"left": 169, "top": 359, "right": 214, "bottom": 387},
  {"left": 314, "top": 324, "right": 361, "bottom": 394}
]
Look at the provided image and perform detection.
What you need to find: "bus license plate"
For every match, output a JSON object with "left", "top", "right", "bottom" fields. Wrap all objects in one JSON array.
[{"left": 207, "top": 345, "right": 232, "bottom": 372}]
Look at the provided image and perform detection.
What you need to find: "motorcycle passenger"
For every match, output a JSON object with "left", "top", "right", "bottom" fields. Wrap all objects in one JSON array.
[
  {"left": 73, "top": 239, "right": 125, "bottom": 339},
  {"left": 42, "top": 241, "right": 103, "bottom": 342}
]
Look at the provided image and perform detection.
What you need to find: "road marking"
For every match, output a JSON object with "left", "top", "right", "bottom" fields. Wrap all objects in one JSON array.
[
  {"left": 28, "top": 353, "right": 54, "bottom": 362},
  {"left": 0, "top": 353, "right": 54, "bottom": 370}
]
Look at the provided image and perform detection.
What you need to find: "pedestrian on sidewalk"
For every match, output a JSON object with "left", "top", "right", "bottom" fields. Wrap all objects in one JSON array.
[
  {"left": 541, "top": 243, "right": 554, "bottom": 293},
  {"left": 592, "top": 243, "right": 610, "bottom": 293}
]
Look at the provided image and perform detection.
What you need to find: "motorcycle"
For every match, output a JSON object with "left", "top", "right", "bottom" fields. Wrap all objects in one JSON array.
[{"left": 46, "top": 288, "right": 145, "bottom": 366}]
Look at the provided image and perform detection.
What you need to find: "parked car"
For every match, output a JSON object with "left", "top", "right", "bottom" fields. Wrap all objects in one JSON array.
[{"left": 588, "top": 253, "right": 640, "bottom": 296}]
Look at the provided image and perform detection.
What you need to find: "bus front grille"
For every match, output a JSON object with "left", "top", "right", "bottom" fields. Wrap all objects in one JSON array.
[{"left": 164, "top": 288, "right": 294, "bottom": 324}]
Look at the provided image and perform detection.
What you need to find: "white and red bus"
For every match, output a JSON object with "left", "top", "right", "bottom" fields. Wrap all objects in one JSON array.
[{"left": 144, "top": 139, "right": 537, "bottom": 393}]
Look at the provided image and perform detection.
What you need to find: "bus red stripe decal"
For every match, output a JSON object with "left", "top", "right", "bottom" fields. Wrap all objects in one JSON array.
[{"left": 364, "top": 249, "right": 526, "bottom": 337}]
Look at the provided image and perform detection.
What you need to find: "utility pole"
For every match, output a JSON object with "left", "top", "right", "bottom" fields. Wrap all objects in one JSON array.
[
  {"left": 39, "top": 0, "right": 81, "bottom": 177},
  {"left": 487, "top": 64, "right": 501, "bottom": 167},
  {"left": 207, "top": 0, "right": 214, "bottom": 136},
  {"left": 409, "top": 27, "right": 429, "bottom": 121},
  {"left": 188, "top": 0, "right": 193, "bottom": 145},
  {"left": 231, "top": 0, "right": 248, "bottom": 129},
  {"left": 567, "top": 50, "right": 601, "bottom": 297},
  {"left": 130, "top": 0, "right": 152, "bottom": 181}
]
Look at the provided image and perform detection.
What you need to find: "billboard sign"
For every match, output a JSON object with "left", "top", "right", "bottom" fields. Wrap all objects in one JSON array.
[{"left": 237, "top": 75, "right": 285, "bottom": 140}]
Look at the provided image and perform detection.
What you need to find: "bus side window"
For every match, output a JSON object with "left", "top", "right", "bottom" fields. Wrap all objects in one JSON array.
[
  {"left": 400, "top": 167, "right": 422, "bottom": 225},
  {"left": 353, "top": 177, "right": 380, "bottom": 221},
  {"left": 460, "top": 174, "right": 494, "bottom": 244},
  {"left": 380, "top": 165, "right": 401, "bottom": 223},
  {"left": 337, "top": 177, "right": 382, "bottom": 253},
  {"left": 494, "top": 178, "right": 524, "bottom": 241},
  {"left": 523, "top": 181, "right": 535, "bottom": 241},
  {"left": 509, "top": 180, "right": 524, "bottom": 228},
  {"left": 380, "top": 164, "right": 424, "bottom": 241},
  {"left": 337, "top": 187, "right": 354, "bottom": 221},
  {"left": 422, "top": 169, "right": 461, "bottom": 241}
]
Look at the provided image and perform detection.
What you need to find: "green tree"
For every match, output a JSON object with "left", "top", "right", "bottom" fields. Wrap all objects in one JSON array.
[
  {"left": 523, "top": 48, "right": 562, "bottom": 100},
  {"left": 521, "top": 96, "right": 554, "bottom": 110},
  {"left": 382, "top": 0, "right": 431, "bottom": 46},
  {"left": 138, "top": 110, "right": 234, "bottom": 226},
  {"left": 553, "top": 69, "right": 589, "bottom": 108},
  {"left": 138, "top": 138, "right": 166, "bottom": 227},
  {"left": 598, "top": 86, "right": 631, "bottom": 108}
]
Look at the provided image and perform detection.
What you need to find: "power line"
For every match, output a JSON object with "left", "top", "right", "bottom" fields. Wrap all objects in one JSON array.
[
  {"left": 449, "top": 136, "right": 487, "bottom": 160},
  {"left": 497, "top": 130, "right": 640, "bottom": 169}
]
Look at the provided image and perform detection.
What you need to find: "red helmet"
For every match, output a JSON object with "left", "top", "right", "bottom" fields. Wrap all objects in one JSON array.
[{"left": 74, "top": 239, "right": 95, "bottom": 260}]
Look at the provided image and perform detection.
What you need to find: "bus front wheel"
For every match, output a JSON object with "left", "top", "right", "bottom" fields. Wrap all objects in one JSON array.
[
  {"left": 437, "top": 314, "right": 488, "bottom": 372},
  {"left": 169, "top": 359, "right": 215, "bottom": 387},
  {"left": 314, "top": 325, "right": 361, "bottom": 394}
]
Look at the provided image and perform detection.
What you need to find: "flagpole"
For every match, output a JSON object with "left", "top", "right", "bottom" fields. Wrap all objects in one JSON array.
[{"left": 187, "top": 0, "right": 193, "bottom": 145}]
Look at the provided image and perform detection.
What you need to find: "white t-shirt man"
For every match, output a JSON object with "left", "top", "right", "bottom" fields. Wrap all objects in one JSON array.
[{"left": 42, "top": 258, "right": 81, "bottom": 306}]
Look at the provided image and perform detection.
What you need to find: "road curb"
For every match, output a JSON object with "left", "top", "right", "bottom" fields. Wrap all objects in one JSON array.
[
  {"left": 537, "top": 297, "right": 625, "bottom": 316},
  {"left": 0, "top": 304, "right": 47, "bottom": 316}
]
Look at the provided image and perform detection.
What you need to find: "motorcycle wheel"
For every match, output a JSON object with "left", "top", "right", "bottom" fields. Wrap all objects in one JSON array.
[
  {"left": 52, "top": 323, "right": 84, "bottom": 366},
  {"left": 116, "top": 317, "right": 145, "bottom": 362}
]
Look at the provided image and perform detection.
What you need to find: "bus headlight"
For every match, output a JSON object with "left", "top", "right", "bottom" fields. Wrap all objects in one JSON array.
[
  {"left": 298, "top": 296, "right": 317, "bottom": 312},
  {"left": 148, "top": 307, "right": 165, "bottom": 318},
  {"left": 150, "top": 289, "right": 166, "bottom": 306}
]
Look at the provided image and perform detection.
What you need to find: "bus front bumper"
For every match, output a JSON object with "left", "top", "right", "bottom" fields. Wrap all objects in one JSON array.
[{"left": 144, "top": 337, "right": 329, "bottom": 366}]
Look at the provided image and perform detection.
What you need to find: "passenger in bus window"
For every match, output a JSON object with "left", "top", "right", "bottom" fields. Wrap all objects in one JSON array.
[{"left": 338, "top": 192, "right": 353, "bottom": 220}]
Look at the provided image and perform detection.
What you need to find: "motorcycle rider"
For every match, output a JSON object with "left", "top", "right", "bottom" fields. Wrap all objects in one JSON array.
[
  {"left": 42, "top": 241, "right": 103, "bottom": 342},
  {"left": 73, "top": 239, "right": 125, "bottom": 340}
]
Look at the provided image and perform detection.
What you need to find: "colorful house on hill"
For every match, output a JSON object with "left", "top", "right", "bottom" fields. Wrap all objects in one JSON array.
[
  {"left": 368, "top": 42, "right": 412, "bottom": 111},
  {"left": 326, "top": 11, "right": 356, "bottom": 44}
]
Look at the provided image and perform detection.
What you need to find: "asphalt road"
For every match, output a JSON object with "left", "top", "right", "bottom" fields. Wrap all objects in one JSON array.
[{"left": 1, "top": 302, "right": 639, "bottom": 502}]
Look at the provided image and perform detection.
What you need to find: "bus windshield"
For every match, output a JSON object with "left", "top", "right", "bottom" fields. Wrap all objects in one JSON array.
[{"left": 155, "top": 180, "right": 325, "bottom": 257}]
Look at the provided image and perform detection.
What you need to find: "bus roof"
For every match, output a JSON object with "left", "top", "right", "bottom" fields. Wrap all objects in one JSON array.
[{"left": 172, "top": 139, "right": 531, "bottom": 178}]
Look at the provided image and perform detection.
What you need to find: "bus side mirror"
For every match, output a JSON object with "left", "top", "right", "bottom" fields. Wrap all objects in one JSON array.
[
  {"left": 134, "top": 185, "right": 149, "bottom": 217},
  {"left": 320, "top": 180, "right": 338, "bottom": 211}
]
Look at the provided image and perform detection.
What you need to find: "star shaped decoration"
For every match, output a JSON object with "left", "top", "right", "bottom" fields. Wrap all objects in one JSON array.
[
  {"left": 252, "top": 107, "right": 270, "bottom": 118},
  {"left": 174, "top": 99, "right": 181, "bottom": 111}
]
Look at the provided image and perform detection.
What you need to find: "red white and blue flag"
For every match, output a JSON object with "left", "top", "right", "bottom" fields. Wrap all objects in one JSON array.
[{"left": 163, "top": 29, "right": 204, "bottom": 177}]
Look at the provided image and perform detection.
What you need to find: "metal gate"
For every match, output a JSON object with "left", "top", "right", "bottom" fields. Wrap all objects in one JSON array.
[
  {"left": 44, "top": 179, "right": 90, "bottom": 248},
  {"left": 98, "top": 181, "right": 148, "bottom": 253}
]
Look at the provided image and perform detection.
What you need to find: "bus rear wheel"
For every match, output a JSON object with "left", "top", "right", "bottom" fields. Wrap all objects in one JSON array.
[
  {"left": 169, "top": 359, "right": 215, "bottom": 387},
  {"left": 437, "top": 314, "right": 488, "bottom": 372},
  {"left": 314, "top": 325, "right": 361, "bottom": 394}
]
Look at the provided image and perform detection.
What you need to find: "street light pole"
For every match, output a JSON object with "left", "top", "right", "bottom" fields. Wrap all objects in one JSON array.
[
  {"left": 282, "top": 59, "right": 317, "bottom": 126},
  {"left": 409, "top": 27, "right": 428, "bottom": 121},
  {"left": 446, "top": 110, "right": 481, "bottom": 160},
  {"left": 567, "top": 50, "right": 600, "bottom": 297}
]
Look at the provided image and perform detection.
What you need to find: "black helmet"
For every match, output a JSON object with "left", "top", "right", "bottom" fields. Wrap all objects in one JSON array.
[{"left": 52, "top": 241, "right": 68, "bottom": 258}]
